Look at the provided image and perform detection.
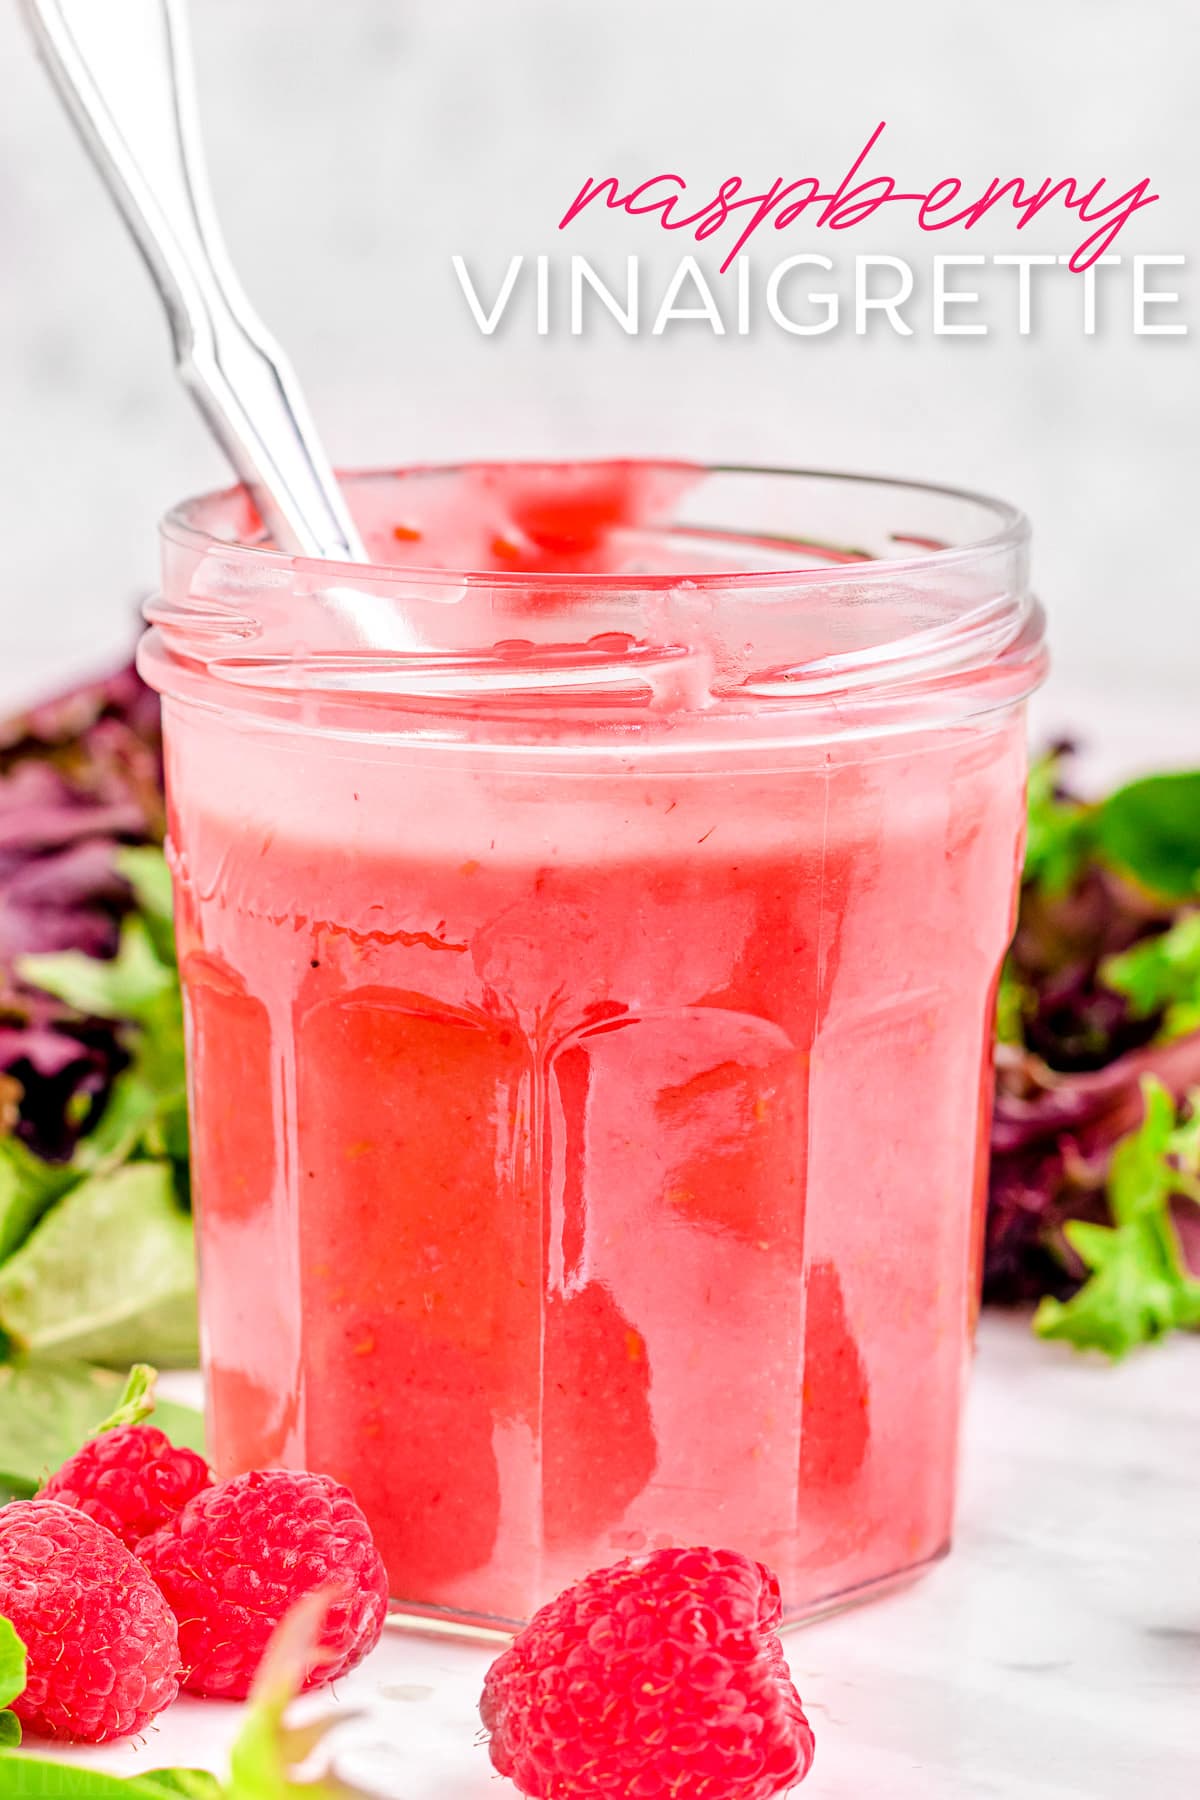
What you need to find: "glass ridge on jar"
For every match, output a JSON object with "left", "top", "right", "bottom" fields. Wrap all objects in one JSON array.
[{"left": 140, "top": 462, "right": 1046, "bottom": 1631}]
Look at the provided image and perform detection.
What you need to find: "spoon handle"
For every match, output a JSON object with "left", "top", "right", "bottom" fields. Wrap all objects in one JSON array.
[{"left": 22, "top": 0, "right": 367, "bottom": 563}]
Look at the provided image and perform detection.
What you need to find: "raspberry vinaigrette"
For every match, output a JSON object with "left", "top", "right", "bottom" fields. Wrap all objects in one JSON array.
[{"left": 142, "top": 463, "right": 1045, "bottom": 1628}]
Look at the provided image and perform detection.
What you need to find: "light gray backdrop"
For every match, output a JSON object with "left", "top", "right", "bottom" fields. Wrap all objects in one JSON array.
[{"left": 0, "top": 0, "right": 1196, "bottom": 754}]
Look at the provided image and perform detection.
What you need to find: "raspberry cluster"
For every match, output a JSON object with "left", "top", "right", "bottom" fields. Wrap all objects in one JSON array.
[
  {"left": 0, "top": 1421, "right": 387, "bottom": 1742},
  {"left": 5, "top": 1417, "right": 821, "bottom": 1794}
]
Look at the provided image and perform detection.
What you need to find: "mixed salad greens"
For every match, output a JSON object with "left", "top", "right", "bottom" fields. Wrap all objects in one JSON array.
[
  {"left": 0, "top": 662, "right": 1197, "bottom": 1401},
  {"left": 0, "top": 666, "right": 199, "bottom": 1498},
  {"left": 990, "top": 749, "right": 1200, "bottom": 1352}
]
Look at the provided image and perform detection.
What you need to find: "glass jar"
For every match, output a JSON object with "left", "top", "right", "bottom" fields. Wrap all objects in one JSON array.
[{"left": 139, "top": 462, "right": 1046, "bottom": 1631}]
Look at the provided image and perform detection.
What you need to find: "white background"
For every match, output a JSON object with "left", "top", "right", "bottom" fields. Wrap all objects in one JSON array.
[{"left": 0, "top": 0, "right": 1197, "bottom": 739}]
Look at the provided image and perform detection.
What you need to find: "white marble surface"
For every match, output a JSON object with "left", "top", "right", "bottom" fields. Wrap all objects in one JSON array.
[{"left": 46, "top": 1314, "right": 1200, "bottom": 1798}]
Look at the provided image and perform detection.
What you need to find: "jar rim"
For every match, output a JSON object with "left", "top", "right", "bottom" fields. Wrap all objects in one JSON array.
[
  {"left": 148, "top": 460, "right": 1045, "bottom": 736},
  {"left": 160, "top": 459, "right": 1030, "bottom": 591}
]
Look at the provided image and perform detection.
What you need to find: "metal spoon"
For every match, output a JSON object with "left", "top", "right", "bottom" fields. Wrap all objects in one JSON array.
[{"left": 21, "top": 0, "right": 367, "bottom": 565}]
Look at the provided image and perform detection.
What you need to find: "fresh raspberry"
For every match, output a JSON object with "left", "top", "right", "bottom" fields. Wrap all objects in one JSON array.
[
  {"left": 0, "top": 1500, "right": 181, "bottom": 1743},
  {"left": 480, "top": 1546, "right": 816, "bottom": 1799},
  {"left": 40, "top": 1423, "right": 213, "bottom": 1548},
  {"left": 137, "top": 1468, "right": 389, "bottom": 1698}
]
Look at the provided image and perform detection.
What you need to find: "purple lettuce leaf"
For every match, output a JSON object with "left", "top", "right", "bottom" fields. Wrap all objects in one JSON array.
[
  {"left": 986, "top": 1035, "right": 1200, "bottom": 1303},
  {"left": 0, "top": 661, "right": 163, "bottom": 1162}
]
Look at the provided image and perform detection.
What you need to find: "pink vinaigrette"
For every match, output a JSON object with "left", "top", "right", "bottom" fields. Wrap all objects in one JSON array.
[{"left": 141, "top": 462, "right": 1045, "bottom": 1630}]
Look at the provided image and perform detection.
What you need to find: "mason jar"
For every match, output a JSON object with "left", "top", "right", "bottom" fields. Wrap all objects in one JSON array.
[{"left": 139, "top": 462, "right": 1046, "bottom": 1630}]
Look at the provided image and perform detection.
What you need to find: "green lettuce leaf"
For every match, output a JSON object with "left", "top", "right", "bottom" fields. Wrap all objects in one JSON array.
[
  {"left": 994, "top": 958, "right": 1028, "bottom": 1046},
  {"left": 0, "top": 1760, "right": 220, "bottom": 1795},
  {"left": 115, "top": 846, "right": 176, "bottom": 963},
  {"left": 1096, "top": 772, "right": 1200, "bottom": 901},
  {"left": 143, "top": 1779, "right": 224, "bottom": 1798},
  {"left": 0, "top": 1163, "right": 197, "bottom": 1368},
  {"left": 1023, "top": 751, "right": 1097, "bottom": 894},
  {"left": 72, "top": 954, "right": 188, "bottom": 1186},
  {"left": 19, "top": 915, "right": 175, "bottom": 1026},
  {"left": 0, "top": 1139, "right": 76, "bottom": 1267},
  {"left": 225, "top": 1589, "right": 363, "bottom": 1798},
  {"left": 0, "top": 1616, "right": 25, "bottom": 1747},
  {"left": 18, "top": 894, "right": 188, "bottom": 1183},
  {"left": 1101, "top": 910, "right": 1200, "bottom": 1042},
  {"left": 1035, "top": 1077, "right": 1200, "bottom": 1357}
]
